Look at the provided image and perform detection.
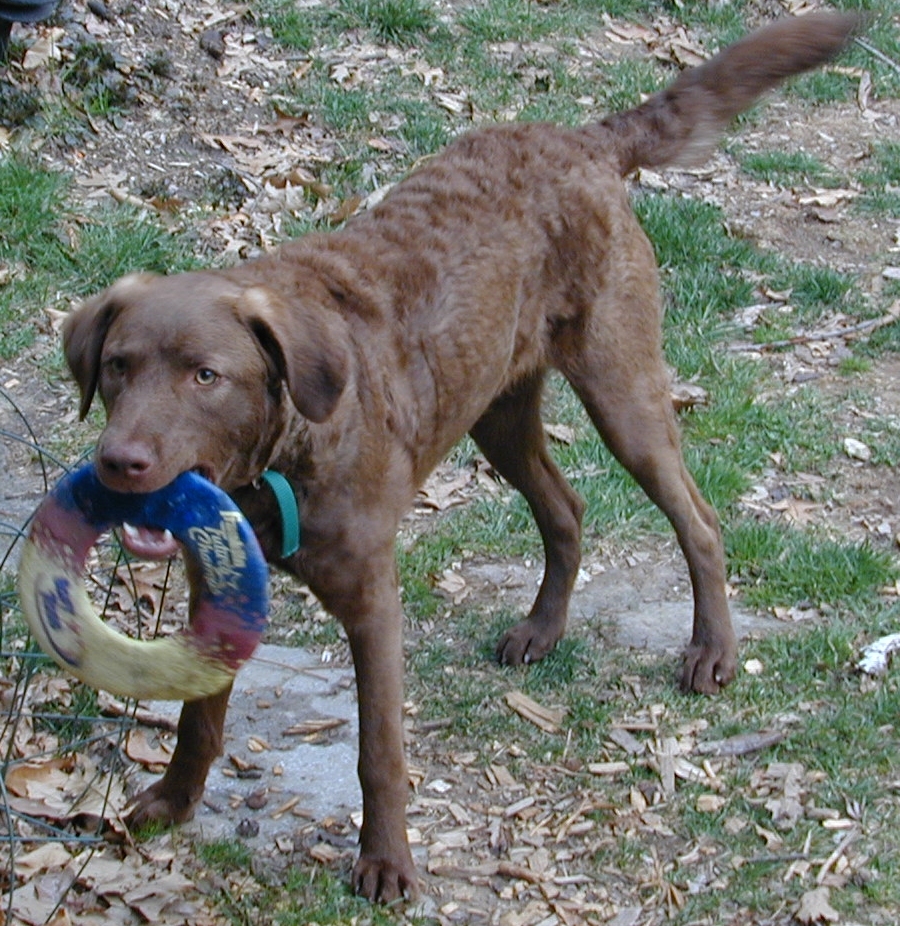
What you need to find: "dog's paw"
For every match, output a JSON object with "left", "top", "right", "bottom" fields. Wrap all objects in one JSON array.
[
  {"left": 125, "top": 779, "right": 200, "bottom": 830},
  {"left": 681, "top": 642, "right": 737, "bottom": 695},
  {"left": 496, "top": 617, "right": 562, "bottom": 666},
  {"left": 352, "top": 854, "right": 419, "bottom": 904}
]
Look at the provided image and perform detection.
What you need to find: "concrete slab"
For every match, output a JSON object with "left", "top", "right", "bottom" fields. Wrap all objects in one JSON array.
[{"left": 137, "top": 644, "right": 361, "bottom": 843}]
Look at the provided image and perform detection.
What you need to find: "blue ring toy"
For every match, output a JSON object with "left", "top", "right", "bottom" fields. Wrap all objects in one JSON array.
[{"left": 17, "top": 464, "right": 269, "bottom": 700}]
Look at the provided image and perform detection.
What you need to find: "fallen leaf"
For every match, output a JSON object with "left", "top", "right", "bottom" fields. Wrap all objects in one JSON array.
[
  {"left": 797, "top": 189, "right": 857, "bottom": 207},
  {"left": 544, "top": 422, "right": 577, "bottom": 444},
  {"left": 696, "top": 793, "right": 726, "bottom": 813},
  {"left": 125, "top": 728, "right": 173, "bottom": 768},
  {"left": 435, "top": 569, "right": 469, "bottom": 604},
  {"left": 671, "top": 381, "right": 709, "bottom": 411},
  {"left": 22, "top": 28, "right": 64, "bottom": 69},
  {"left": 417, "top": 470, "right": 473, "bottom": 510},
  {"left": 13, "top": 843, "right": 72, "bottom": 880},
  {"left": 795, "top": 886, "right": 839, "bottom": 923}
]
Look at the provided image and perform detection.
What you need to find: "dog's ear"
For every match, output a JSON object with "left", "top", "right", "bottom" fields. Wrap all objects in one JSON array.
[
  {"left": 62, "top": 273, "right": 157, "bottom": 420},
  {"left": 238, "top": 286, "right": 350, "bottom": 423}
]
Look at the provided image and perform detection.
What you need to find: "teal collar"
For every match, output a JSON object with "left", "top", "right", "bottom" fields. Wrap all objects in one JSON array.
[{"left": 259, "top": 469, "right": 301, "bottom": 559}]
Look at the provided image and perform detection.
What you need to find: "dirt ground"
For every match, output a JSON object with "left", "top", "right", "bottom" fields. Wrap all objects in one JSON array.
[{"left": 2, "top": 1, "right": 900, "bottom": 924}]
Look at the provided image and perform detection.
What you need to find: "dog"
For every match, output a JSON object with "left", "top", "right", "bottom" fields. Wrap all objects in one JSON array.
[{"left": 62, "top": 13, "right": 856, "bottom": 901}]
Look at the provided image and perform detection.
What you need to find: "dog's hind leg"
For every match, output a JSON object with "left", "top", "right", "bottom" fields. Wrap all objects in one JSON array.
[
  {"left": 554, "top": 235, "right": 736, "bottom": 694},
  {"left": 470, "top": 372, "right": 586, "bottom": 665}
]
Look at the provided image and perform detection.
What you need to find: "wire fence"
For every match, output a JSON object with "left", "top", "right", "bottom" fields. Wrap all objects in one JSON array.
[{"left": 0, "top": 385, "right": 150, "bottom": 925}]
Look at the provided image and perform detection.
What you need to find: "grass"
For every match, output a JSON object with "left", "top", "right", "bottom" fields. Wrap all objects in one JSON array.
[
  {"left": 333, "top": 0, "right": 439, "bottom": 46},
  {"left": 0, "top": 155, "right": 198, "bottom": 358},
  {"left": 737, "top": 149, "right": 833, "bottom": 187},
  {"left": 726, "top": 521, "right": 897, "bottom": 611},
  {"left": 4, "top": 0, "right": 900, "bottom": 922},
  {"left": 857, "top": 141, "right": 900, "bottom": 215}
]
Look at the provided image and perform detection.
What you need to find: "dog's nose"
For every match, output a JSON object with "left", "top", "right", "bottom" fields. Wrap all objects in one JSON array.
[{"left": 97, "top": 441, "right": 155, "bottom": 490}]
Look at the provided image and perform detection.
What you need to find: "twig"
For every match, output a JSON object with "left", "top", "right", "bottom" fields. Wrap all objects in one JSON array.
[
  {"left": 746, "top": 852, "right": 812, "bottom": 865},
  {"left": 695, "top": 728, "right": 787, "bottom": 757},
  {"left": 98, "top": 693, "right": 178, "bottom": 732},
  {"left": 730, "top": 300, "right": 900, "bottom": 353},
  {"left": 854, "top": 37, "right": 900, "bottom": 78},
  {"left": 816, "top": 827, "right": 859, "bottom": 884},
  {"left": 108, "top": 187, "right": 160, "bottom": 212}
]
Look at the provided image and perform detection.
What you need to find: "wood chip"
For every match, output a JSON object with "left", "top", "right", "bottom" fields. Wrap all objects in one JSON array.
[
  {"left": 281, "top": 718, "right": 348, "bottom": 736},
  {"left": 504, "top": 796, "right": 536, "bottom": 818},
  {"left": 607, "top": 727, "right": 645, "bottom": 755},
  {"left": 270, "top": 796, "right": 302, "bottom": 819},
  {"left": 587, "top": 761, "right": 630, "bottom": 777},
  {"left": 308, "top": 843, "right": 343, "bottom": 864},
  {"left": 504, "top": 690, "right": 566, "bottom": 734}
]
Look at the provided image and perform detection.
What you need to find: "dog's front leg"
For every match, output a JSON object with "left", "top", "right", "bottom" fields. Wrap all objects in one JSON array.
[
  {"left": 126, "top": 684, "right": 232, "bottom": 827},
  {"left": 324, "top": 559, "right": 418, "bottom": 903},
  {"left": 126, "top": 553, "right": 232, "bottom": 828}
]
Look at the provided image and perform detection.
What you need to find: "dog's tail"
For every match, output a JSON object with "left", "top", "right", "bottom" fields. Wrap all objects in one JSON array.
[{"left": 597, "top": 12, "right": 859, "bottom": 176}]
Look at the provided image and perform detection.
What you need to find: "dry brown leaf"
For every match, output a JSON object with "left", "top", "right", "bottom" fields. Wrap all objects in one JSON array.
[
  {"left": 328, "top": 194, "right": 364, "bottom": 225},
  {"left": 696, "top": 793, "right": 726, "bottom": 813},
  {"left": 6, "top": 754, "right": 127, "bottom": 831},
  {"left": 605, "top": 23, "right": 656, "bottom": 44},
  {"left": 795, "top": 886, "right": 839, "bottom": 923},
  {"left": 434, "top": 91, "right": 470, "bottom": 115},
  {"left": 797, "top": 189, "right": 857, "bottom": 208},
  {"left": 435, "top": 569, "right": 469, "bottom": 604},
  {"left": 417, "top": 470, "right": 473, "bottom": 510},
  {"left": 12, "top": 843, "right": 72, "bottom": 881},
  {"left": 122, "top": 871, "right": 198, "bottom": 921},
  {"left": 671, "top": 381, "right": 709, "bottom": 412},
  {"left": 754, "top": 823, "right": 784, "bottom": 851},
  {"left": 544, "top": 422, "right": 577, "bottom": 445},
  {"left": 22, "top": 28, "right": 64, "bottom": 69},
  {"left": 125, "top": 728, "right": 173, "bottom": 768}
]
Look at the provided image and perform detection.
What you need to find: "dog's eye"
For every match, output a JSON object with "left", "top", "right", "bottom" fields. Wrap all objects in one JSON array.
[
  {"left": 195, "top": 368, "right": 218, "bottom": 386},
  {"left": 104, "top": 356, "right": 127, "bottom": 376}
]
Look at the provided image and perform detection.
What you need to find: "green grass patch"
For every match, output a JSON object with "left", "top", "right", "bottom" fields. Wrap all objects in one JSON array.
[
  {"left": 726, "top": 520, "right": 897, "bottom": 612},
  {"left": 857, "top": 140, "right": 900, "bottom": 215},
  {"left": 332, "top": 0, "right": 439, "bottom": 46},
  {"left": 737, "top": 148, "right": 833, "bottom": 186},
  {"left": 0, "top": 154, "right": 198, "bottom": 357}
]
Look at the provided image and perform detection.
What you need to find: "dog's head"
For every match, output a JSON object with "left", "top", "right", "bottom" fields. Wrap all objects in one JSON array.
[{"left": 63, "top": 270, "right": 351, "bottom": 494}]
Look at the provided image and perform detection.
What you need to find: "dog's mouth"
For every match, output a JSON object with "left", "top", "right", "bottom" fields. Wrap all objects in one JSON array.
[
  {"left": 191, "top": 464, "right": 217, "bottom": 485},
  {"left": 119, "top": 523, "right": 180, "bottom": 561},
  {"left": 117, "top": 466, "right": 216, "bottom": 561}
]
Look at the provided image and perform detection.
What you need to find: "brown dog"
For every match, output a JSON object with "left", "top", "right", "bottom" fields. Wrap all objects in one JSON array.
[{"left": 62, "top": 13, "right": 856, "bottom": 902}]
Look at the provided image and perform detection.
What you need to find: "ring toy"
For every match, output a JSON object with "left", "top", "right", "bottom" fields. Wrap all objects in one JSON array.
[{"left": 17, "top": 464, "right": 269, "bottom": 701}]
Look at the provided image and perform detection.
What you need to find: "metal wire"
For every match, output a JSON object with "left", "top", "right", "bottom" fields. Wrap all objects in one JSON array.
[{"left": 0, "top": 386, "right": 142, "bottom": 923}]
